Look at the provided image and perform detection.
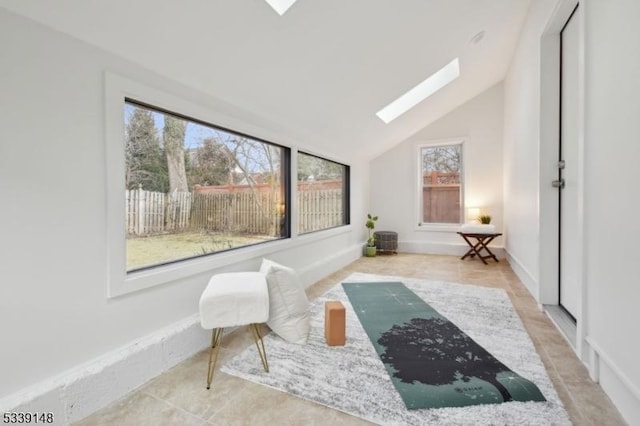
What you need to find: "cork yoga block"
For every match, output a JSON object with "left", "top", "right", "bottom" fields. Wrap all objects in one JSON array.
[{"left": 324, "top": 301, "right": 346, "bottom": 346}]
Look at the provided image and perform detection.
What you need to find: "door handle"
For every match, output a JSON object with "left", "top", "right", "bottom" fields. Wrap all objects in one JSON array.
[{"left": 552, "top": 179, "right": 565, "bottom": 189}]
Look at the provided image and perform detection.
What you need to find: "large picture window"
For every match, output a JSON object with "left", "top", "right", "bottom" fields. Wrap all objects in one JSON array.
[
  {"left": 124, "top": 99, "right": 290, "bottom": 272},
  {"left": 419, "top": 142, "right": 463, "bottom": 225},
  {"left": 297, "top": 152, "right": 350, "bottom": 234}
]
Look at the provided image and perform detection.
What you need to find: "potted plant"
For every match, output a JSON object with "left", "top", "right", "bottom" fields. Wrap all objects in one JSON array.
[
  {"left": 479, "top": 214, "right": 492, "bottom": 224},
  {"left": 365, "top": 213, "right": 378, "bottom": 257}
]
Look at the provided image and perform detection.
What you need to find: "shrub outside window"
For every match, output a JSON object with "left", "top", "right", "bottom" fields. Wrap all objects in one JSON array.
[
  {"left": 419, "top": 142, "right": 463, "bottom": 225},
  {"left": 297, "top": 152, "right": 350, "bottom": 234},
  {"left": 124, "top": 99, "right": 290, "bottom": 272}
]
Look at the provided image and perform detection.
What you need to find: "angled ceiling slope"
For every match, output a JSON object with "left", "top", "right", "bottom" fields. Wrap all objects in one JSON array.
[{"left": 0, "top": 0, "right": 530, "bottom": 160}]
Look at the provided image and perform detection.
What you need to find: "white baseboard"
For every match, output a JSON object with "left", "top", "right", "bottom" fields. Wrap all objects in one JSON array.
[
  {"left": 399, "top": 240, "right": 506, "bottom": 259},
  {"left": 505, "top": 250, "right": 539, "bottom": 299},
  {"left": 0, "top": 247, "right": 359, "bottom": 425},
  {"left": 586, "top": 337, "right": 640, "bottom": 425},
  {"left": 0, "top": 314, "right": 210, "bottom": 425}
]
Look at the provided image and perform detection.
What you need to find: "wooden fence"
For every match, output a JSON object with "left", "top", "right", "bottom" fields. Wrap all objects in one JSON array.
[
  {"left": 422, "top": 171, "right": 461, "bottom": 223},
  {"left": 422, "top": 186, "right": 461, "bottom": 223},
  {"left": 126, "top": 187, "right": 343, "bottom": 236},
  {"left": 126, "top": 189, "right": 191, "bottom": 235},
  {"left": 297, "top": 188, "right": 343, "bottom": 233},
  {"left": 190, "top": 191, "right": 281, "bottom": 235}
]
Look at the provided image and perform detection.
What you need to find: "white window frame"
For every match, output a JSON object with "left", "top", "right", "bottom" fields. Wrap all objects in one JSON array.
[
  {"left": 105, "top": 72, "right": 299, "bottom": 297},
  {"left": 296, "top": 151, "right": 350, "bottom": 235},
  {"left": 414, "top": 139, "right": 465, "bottom": 232}
]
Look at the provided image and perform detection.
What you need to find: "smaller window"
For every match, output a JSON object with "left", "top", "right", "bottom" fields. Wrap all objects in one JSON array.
[
  {"left": 297, "top": 152, "right": 350, "bottom": 234},
  {"left": 419, "top": 142, "right": 463, "bottom": 225}
]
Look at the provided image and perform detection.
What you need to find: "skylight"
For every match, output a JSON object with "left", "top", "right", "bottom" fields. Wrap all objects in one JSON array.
[
  {"left": 265, "top": 0, "right": 298, "bottom": 16},
  {"left": 376, "top": 58, "right": 460, "bottom": 124}
]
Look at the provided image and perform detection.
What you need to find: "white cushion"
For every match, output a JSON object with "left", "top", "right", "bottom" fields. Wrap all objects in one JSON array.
[
  {"left": 260, "top": 259, "right": 310, "bottom": 344},
  {"left": 459, "top": 224, "right": 497, "bottom": 234},
  {"left": 199, "top": 272, "right": 269, "bottom": 329}
]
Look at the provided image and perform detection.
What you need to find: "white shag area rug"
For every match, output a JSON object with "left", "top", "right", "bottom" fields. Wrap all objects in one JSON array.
[{"left": 221, "top": 273, "right": 571, "bottom": 426}]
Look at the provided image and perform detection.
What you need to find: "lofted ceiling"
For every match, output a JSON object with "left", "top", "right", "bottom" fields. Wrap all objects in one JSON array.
[{"left": 0, "top": 0, "right": 530, "bottom": 160}]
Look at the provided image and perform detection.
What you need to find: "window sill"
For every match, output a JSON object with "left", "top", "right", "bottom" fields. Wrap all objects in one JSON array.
[{"left": 109, "top": 225, "right": 353, "bottom": 298}]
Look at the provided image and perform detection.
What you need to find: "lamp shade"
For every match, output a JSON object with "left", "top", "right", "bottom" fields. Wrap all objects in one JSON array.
[{"left": 467, "top": 207, "right": 480, "bottom": 222}]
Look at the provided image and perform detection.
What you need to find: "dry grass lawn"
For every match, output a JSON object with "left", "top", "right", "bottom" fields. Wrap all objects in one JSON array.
[{"left": 126, "top": 231, "right": 275, "bottom": 270}]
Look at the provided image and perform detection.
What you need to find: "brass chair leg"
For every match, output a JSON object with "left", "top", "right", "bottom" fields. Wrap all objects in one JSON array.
[
  {"left": 206, "top": 328, "right": 224, "bottom": 390},
  {"left": 250, "top": 323, "right": 269, "bottom": 373}
]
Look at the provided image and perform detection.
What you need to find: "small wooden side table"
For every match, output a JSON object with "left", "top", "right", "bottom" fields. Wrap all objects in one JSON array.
[{"left": 457, "top": 232, "right": 502, "bottom": 265}]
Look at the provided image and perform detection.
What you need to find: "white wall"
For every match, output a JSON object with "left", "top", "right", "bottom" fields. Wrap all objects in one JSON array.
[
  {"left": 370, "top": 83, "right": 504, "bottom": 255},
  {"left": 503, "top": 0, "right": 640, "bottom": 423},
  {"left": 583, "top": 0, "right": 640, "bottom": 423},
  {"left": 0, "top": 8, "right": 368, "bottom": 418},
  {"left": 502, "top": 0, "right": 559, "bottom": 295}
]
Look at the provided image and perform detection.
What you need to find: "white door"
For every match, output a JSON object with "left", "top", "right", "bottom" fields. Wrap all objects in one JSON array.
[{"left": 559, "top": 5, "right": 579, "bottom": 319}]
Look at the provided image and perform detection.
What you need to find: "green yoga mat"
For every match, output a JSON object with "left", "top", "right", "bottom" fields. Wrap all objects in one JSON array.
[{"left": 342, "top": 281, "right": 546, "bottom": 410}]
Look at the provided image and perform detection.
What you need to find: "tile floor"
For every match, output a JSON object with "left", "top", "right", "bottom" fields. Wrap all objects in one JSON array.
[{"left": 76, "top": 254, "right": 627, "bottom": 425}]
